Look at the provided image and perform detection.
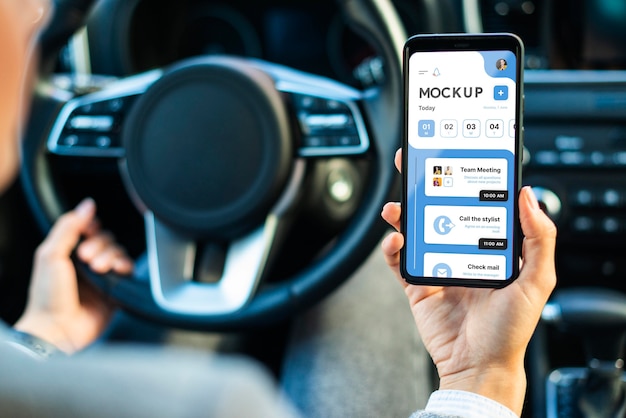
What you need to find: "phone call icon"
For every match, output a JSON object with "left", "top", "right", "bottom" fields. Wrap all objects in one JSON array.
[{"left": 434, "top": 216, "right": 455, "bottom": 235}]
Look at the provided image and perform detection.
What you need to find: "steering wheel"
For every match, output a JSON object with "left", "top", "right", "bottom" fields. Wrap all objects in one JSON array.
[{"left": 20, "top": 0, "right": 405, "bottom": 331}]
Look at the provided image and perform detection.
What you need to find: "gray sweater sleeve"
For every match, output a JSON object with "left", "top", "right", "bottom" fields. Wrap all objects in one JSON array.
[
  {"left": 0, "top": 341, "right": 301, "bottom": 418},
  {"left": 410, "top": 412, "right": 464, "bottom": 418}
]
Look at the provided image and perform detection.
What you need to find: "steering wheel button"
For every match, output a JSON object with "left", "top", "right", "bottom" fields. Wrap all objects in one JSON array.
[
  {"left": 334, "top": 136, "right": 361, "bottom": 146},
  {"left": 75, "top": 103, "right": 93, "bottom": 114},
  {"left": 303, "top": 136, "right": 328, "bottom": 147},
  {"left": 602, "top": 217, "right": 621, "bottom": 233},
  {"left": 303, "top": 113, "right": 351, "bottom": 131},
  {"left": 68, "top": 115, "right": 115, "bottom": 132},
  {"left": 299, "top": 96, "right": 315, "bottom": 109},
  {"left": 75, "top": 101, "right": 109, "bottom": 115},
  {"left": 573, "top": 190, "right": 594, "bottom": 206},
  {"left": 293, "top": 94, "right": 322, "bottom": 111},
  {"left": 602, "top": 189, "right": 621, "bottom": 206},
  {"left": 107, "top": 98, "right": 125, "bottom": 112},
  {"left": 325, "top": 99, "right": 344, "bottom": 110},
  {"left": 95, "top": 136, "right": 112, "bottom": 148},
  {"left": 60, "top": 135, "right": 79, "bottom": 146},
  {"left": 572, "top": 216, "right": 594, "bottom": 232}
]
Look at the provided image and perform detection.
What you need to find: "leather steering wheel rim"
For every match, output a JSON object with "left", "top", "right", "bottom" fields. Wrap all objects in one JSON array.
[{"left": 20, "top": 0, "right": 404, "bottom": 331}]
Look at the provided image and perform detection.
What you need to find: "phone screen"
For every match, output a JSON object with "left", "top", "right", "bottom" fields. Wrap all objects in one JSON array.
[{"left": 402, "top": 34, "right": 524, "bottom": 287}]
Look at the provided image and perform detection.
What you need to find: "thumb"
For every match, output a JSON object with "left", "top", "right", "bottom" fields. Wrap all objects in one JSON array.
[{"left": 39, "top": 198, "right": 97, "bottom": 259}]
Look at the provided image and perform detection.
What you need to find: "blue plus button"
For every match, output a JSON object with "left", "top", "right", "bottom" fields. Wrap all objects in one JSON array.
[{"left": 494, "top": 85, "right": 508, "bottom": 101}]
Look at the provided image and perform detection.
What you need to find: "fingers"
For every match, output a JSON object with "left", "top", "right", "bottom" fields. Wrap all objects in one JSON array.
[
  {"left": 76, "top": 232, "right": 134, "bottom": 275},
  {"left": 395, "top": 148, "right": 402, "bottom": 173},
  {"left": 381, "top": 201, "right": 401, "bottom": 231},
  {"left": 76, "top": 230, "right": 115, "bottom": 260},
  {"left": 37, "top": 198, "right": 134, "bottom": 276},
  {"left": 36, "top": 198, "right": 96, "bottom": 261},
  {"left": 517, "top": 186, "right": 557, "bottom": 298},
  {"left": 380, "top": 197, "right": 406, "bottom": 284},
  {"left": 381, "top": 230, "right": 407, "bottom": 285},
  {"left": 381, "top": 152, "right": 405, "bottom": 284}
]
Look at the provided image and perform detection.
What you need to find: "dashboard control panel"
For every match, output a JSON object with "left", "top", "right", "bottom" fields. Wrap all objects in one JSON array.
[{"left": 524, "top": 71, "right": 626, "bottom": 287}]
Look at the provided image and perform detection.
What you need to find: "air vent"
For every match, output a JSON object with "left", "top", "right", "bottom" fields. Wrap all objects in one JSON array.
[{"left": 479, "top": 0, "right": 546, "bottom": 68}]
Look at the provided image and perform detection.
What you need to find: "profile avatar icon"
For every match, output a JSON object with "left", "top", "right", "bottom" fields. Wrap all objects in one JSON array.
[{"left": 496, "top": 58, "right": 507, "bottom": 71}]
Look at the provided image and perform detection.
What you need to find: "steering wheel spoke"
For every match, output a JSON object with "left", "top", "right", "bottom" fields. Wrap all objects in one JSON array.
[
  {"left": 252, "top": 61, "right": 370, "bottom": 158},
  {"left": 144, "top": 211, "right": 280, "bottom": 316},
  {"left": 46, "top": 70, "right": 162, "bottom": 158},
  {"left": 290, "top": 91, "right": 369, "bottom": 157}
]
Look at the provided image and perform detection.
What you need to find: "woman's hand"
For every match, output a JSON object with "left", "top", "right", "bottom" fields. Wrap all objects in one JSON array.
[
  {"left": 15, "top": 198, "right": 133, "bottom": 354},
  {"left": 380, "top": 149, "right": 557, "bottom": 415}
]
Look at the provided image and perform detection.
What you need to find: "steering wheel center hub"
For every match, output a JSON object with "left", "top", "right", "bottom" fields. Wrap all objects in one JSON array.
[{"left": 122, "top": 57, "right": 292, "bottom": 240}]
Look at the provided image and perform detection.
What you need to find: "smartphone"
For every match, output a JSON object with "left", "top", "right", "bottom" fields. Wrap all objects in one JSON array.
[{"left": 401, "top": 33, "right": 524, "bottom": 287}]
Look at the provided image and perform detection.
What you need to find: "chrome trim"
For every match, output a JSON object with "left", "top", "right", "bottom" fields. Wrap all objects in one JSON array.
[
  {"left": 462, "top": 0, "right": 483, "bottom": 33},
  {"left": 47, "top": 70, "right": 162, "bottom": 157},
  {"left": 68, "top": 27, "right": 92, "bottom": 75},
  {"left": 145, "top": 212, "right": 279, "bottom": 315},
  {"left": 144, "top": 159, "right": 306, "bottom": 316},
  {"left": 35, "top": 79, "right": 74, "bottom": 102},
  {"left": 272, "top": 159, "right": 306, "bottom": 217},
  {"left": 371, "top": 0, "right": 406, "bottom": 66}
]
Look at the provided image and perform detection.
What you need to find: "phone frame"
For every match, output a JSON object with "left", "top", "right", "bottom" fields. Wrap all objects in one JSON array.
[{"left": 400, "top": 33, "right": 524, "bottom": 288}]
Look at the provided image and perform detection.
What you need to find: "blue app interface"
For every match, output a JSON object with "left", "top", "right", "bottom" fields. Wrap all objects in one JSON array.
[{"left": 406, "top": 50, "right": 518, "bottom": 281}]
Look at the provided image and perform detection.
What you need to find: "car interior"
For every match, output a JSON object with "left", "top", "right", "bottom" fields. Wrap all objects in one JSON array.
[{"left": 2, "top": 0, "right": 626, "bottom": 417}]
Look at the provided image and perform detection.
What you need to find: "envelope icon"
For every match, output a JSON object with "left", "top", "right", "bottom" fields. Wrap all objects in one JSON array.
[{"left": 436, "top": 268, "right": 448, "bottom": 277}]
